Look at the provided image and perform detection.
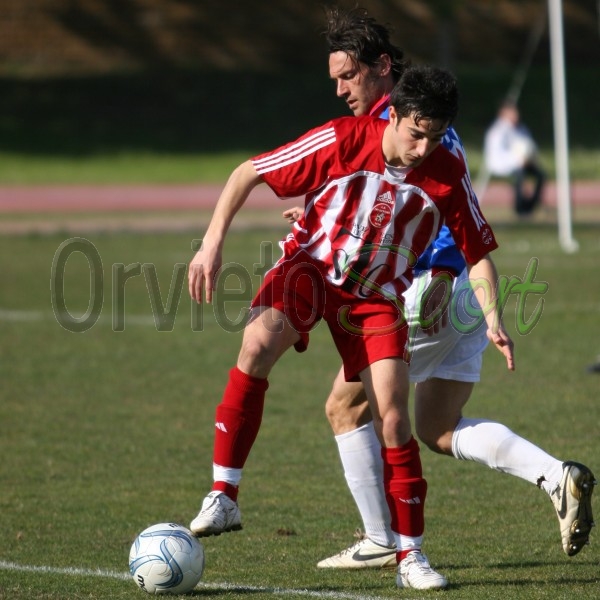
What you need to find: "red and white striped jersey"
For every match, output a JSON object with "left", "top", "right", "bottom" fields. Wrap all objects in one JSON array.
[{"left": 252, "top": 116, "right": 497, "bottom": 300}]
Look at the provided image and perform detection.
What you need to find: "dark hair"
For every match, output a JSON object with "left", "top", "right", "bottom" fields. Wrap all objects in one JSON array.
[
  {"left": 390, "top": 65, "right": 459, "bottom": 125},
  {"left": 323, "top": 6, "right": 407, "bottom": 82}
]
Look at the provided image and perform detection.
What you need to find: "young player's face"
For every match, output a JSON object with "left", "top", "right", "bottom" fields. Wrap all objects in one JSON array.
[
  {"left": 329, "top": 51, "right": 390, "bottom": 116},
  {"left": 385, "top": 108, "right": 449, "bottom": 168}
]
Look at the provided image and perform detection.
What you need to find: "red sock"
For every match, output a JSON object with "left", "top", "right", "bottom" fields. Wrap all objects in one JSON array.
[
  {"left": 212, "top": 367, "right": 268, "bottom": 476},
  {"left": 382, "top": 437, "right": 427, "bottom": 560},
  {"left": 212, "top": 481, "right": 240, "bottom": 501}
]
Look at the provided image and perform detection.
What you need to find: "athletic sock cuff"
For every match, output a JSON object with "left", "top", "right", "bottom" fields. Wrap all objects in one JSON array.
[{"left": 229, "top": 366, "right": 269, "bottom": 394}]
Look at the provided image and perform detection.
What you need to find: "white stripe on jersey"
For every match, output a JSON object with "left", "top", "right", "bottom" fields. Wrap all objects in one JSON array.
[
  {"left": 327, "top": 174, "right": 384, "bottom": 281},
  {"left": 253, "top": 127, "right": 336, "bottom": 175},
  {"left": 462, "top": 174, "right": 485, "bottom": 229},
  {"left": 299, "top": 172, "right": 441, "bottom": 296}
]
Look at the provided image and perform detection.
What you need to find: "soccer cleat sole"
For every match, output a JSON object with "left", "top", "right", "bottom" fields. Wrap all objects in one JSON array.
[
  {"left": 192, "top": 523, "right": 243, "bottom": 538},
  {"left": 565, "top": 462, "right": 596, "bottom": 557}
]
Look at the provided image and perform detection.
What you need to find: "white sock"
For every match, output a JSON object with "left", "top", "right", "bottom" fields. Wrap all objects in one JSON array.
[
  {"left": 452, "top": 417, "right": 564, "bottom": 494},
  {"left": 335, "top": 422, "right": 395, "bottom": 547},
  {"left": 213, "top": 464, "right": 242, "bottom": 486},
  {"left": 396, "top": 534, "right": 423, "bottom": 554}
]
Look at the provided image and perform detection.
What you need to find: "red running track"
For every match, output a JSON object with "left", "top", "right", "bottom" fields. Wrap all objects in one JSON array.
[{"left": 0, "top": 181, "right": 597, "bottom": 213}]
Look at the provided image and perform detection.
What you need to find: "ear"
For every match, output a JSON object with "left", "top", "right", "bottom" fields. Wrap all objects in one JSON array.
[
  {"left": 388, "top": 105, "right": 398, "bottom": 125},
  {"left": 378, "top": 54, "right": 392, "bottom": 77}
]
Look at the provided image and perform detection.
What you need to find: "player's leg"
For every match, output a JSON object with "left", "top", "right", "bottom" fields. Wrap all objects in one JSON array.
[
  {"left": 416, "top": 375, "right": 565, "bottom": 481},
  {"left": 324, "top": 367, "right": 372, "bottom": 434},
  {"left": 190, "top": 306, "right": 302, "bottom": 537},
  {"left": 191, "top": 253, "right": 328, "bottom": 537},
  {"left": 415, "top": 377, "right": 596, "bottom": 556},
  {"left": 360, "top": 357, "right": 447, "bottom": 590},
  {"left": 513, "top": 168, "right": 528, "bottom": 216},
  {"left": 526, "top": 161, "right": 546, "bottom": 213},
  {"left": 414, "top": 377, "right": 471, "bottom": 455},
  {"left": 319, "top": 269, "right": 442, "bottom": 568},
  {"left": 413, "top": 264, "right": 596, "bottom": 556},
  {"left": 418, "top": 256, "right": 597, "bottom": 556},
  {"left": 317, "top": 367, "right": 395, "bottom": 569},
  {"left": 324, "top": 290, "right": 447, "bottom": 590},
  {"left": 318, "top": 269, "right": 459, "bottom": 569}
]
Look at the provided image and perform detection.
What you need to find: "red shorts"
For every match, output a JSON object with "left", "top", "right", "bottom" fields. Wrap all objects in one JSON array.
[{"left": 251, "top": 251, "right": 409, "bottom": 381}]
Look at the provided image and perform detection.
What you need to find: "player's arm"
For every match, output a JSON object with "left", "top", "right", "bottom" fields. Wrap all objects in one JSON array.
[
  {"left": 442, "top": 165, "right": 514, "bottom": 369},
  {"left": 188, "top": 160, "right": 262, "bottom": 304},
  {"left": 429, "top": 129, "right": 472, "bottom": 276},
  {"left": 467, "top": 254, "right": 515, "bottom": 371},
  {"left": 420, "top": 133, "right": 482, "bottom": 335}
]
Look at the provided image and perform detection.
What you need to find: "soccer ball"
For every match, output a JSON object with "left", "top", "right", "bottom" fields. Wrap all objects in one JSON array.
[{"left": 129, "top": 523, "right": 205, "bottom": 595}]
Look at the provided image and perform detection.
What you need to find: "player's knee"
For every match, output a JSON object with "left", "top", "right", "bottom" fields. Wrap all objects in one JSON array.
[
  {"left": 416, "top": 422, "right": 453, "bottom": 455},
  {"left": 324, "top": 390, "right": 347, "bottom": 429},
  {"left": 237, "top": 336, "right": 276, "bottom": 377},
  {"left": 324, "top": 390, "right": 370, "bottom": 434}
]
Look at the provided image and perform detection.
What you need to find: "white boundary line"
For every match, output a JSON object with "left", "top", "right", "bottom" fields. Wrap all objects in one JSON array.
[
  {"left": 0, "top": 560, "right": 129, "bottom": 581},
  {"left": 0, "top": 560, "right": 392, "bottom": 600},
  {"left": 0, "top": 308, "right": 157, "bottom": 326},
  {"left": 2, "top": 303, "right": 599, "bottom": 327}
]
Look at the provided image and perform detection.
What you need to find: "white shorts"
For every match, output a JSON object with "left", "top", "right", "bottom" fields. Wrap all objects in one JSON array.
[{"left": 404, "top": 269, "right": 488, "bottom": 383}]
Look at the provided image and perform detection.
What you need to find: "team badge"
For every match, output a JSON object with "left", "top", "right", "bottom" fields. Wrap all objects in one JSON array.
[
  {"left": 481, "top": 227, "right": 494, "bottom": 245},
  {"left": 369, "top": 202, "right": 392, "bottom": 228}
]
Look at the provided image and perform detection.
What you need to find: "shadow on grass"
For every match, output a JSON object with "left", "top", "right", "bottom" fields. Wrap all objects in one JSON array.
[{"left": 436, "top": 557, "right": 599, "bottom": 591}]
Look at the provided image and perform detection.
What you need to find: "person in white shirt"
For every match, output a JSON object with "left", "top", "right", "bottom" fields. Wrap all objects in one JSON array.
[{"left": 484, "top": 101, "right": 546, "bottom": 216}]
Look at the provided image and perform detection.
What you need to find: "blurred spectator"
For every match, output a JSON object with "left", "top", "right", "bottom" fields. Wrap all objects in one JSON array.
[
  {"left": 484, "top": 101, "right": 546, "bottom": 217},
  {"left": 587, "top": 355, "right": 600, "bottom": 373}
]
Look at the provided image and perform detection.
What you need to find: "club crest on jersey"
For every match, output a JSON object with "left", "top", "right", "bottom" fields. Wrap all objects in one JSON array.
[
  {"left": 369, "top": 202, "right": 392, "bottom": 229},
  {"left": 482, "top": 227, "right": 494, "bottom": 245}
]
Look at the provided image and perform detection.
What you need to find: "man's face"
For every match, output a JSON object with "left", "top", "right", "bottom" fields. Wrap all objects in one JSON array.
[
  {"left": 385, "top": 108, "right": 449, "bottom": 168},
  {"left": 328, "top": 51, "right": 391, "bottom": 116},
  {"left": 500, "top": 105, "right": 520, "bottom": 125}
]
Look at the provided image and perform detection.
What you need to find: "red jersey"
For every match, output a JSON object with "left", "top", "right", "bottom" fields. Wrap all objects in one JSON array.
[{"left": 252, "top": 116, "right": 497, "bottom": 300}]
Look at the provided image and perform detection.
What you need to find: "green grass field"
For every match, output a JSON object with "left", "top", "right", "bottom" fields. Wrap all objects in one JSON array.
[{"left": 1, "top": 223, "right": 599, "bottom": 599}]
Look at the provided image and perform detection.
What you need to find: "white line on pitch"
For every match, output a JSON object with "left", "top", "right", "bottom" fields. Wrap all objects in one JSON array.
[
  {"left": 0, "top": 560, "right": 391, "bottom": 600},
  {"left": 0, "top": 560, "right": 130, "bottom": 581},
  {"left": 0, "top": 308, "right": 157, "bottom": 326},
  {"left": 2, "top": 304, "right": 598, "bottom": 328}
]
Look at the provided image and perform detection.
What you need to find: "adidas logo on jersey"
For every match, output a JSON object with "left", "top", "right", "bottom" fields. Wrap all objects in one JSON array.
[
  {"left": 215, "top": 422, "right": 228, "bottom": 432},
  {"left": 376, "top": 191, "right": 394, "bottom": 205}
]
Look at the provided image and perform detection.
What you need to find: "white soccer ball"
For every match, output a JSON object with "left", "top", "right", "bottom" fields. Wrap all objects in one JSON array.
[{"left": 129, "top": 523, "right": 205, "bottom": 595}]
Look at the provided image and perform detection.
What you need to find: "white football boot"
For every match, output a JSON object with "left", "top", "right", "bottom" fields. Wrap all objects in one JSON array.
[
  {"left": 317, "top": 535, "right": 396, "bottom": 569},
  {"left": 550, "top": 461, "right": 596, "bottom": 556},
  {"left": 189, "top": 491, "right": 242, "bottom": 537},
  {"left": 396, "top": 551, "right": 448, "bottom": 590}
]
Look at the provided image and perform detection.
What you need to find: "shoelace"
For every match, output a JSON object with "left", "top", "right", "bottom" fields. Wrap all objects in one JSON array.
[{"left": 338, "top": 537, "right": 367, "bottom": 557}]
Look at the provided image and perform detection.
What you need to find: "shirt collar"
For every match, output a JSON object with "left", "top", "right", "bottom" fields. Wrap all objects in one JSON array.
[{"left": 369, "top": 94, "right": 391, "bottom": 118}]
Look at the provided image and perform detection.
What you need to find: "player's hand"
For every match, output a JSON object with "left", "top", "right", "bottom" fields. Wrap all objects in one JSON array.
[
  {"left": 283, "top": 206, "right": 304, "bottom": 223},
  {"left": 188, "top": 240, "right": 222, "bottom": 304},
  {"left": 487, "top": 326, "right": 515, "bottom": 371},
  {"left": 419, "top": 273, "right": 452, "bottom": 336}
]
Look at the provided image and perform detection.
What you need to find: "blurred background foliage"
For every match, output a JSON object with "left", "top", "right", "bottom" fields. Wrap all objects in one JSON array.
[{"left": 0, "top": 0, "right": 598, "bottom": 159}]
